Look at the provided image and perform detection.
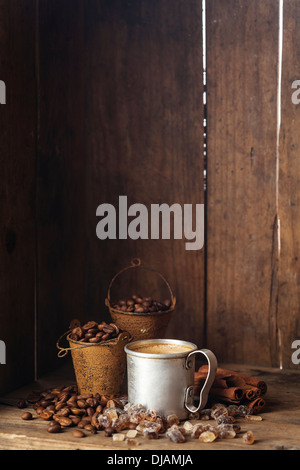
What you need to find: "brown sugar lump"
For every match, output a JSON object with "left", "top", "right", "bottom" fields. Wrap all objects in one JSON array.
[
  {"left": 243, "top": 430, "right": 255, "bottom": 445},
  {"left": 199, "top": 431, "right": 217, "bottom": 443}
]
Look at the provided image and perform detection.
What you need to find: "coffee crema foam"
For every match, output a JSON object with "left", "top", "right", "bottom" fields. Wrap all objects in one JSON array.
[{"left": 130, "top": 342, "right": 194, "bottom": 355}]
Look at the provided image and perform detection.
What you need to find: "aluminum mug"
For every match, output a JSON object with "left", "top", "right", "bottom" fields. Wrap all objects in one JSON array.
[{"left": 124, "top": 338, "right": 218, "bottom": 420}]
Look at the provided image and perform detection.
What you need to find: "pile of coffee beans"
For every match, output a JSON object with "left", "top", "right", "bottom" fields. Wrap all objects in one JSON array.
[
  {"left": 112, "top": 295, "right": 172, "bottom": 314},
  {"left": 19, "top": 385, "right": 126, "bottom": 435},
  {"left": 69, "top": 321, "right": 122, "bottom": 343},
  {"left": 18, "top": 388, "right": 257, "bottom": 445}
]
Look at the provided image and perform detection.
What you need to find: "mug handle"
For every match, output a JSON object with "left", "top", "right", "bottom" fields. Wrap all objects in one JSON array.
[{"left": 184, "top": 349, "right": 218, "bottom": 413}]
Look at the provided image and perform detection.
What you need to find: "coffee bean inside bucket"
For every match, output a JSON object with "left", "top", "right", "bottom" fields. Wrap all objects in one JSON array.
[
  {"left": 113, "top": 295, "right": 171, "bottom": 314},
  {"left": 69, "top": 321, "right": 121, "bottom": 343}
]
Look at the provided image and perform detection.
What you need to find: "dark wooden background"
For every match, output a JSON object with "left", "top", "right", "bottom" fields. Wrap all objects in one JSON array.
[{"left": 1, "top": 0, "right": 300, "bottom": 395}]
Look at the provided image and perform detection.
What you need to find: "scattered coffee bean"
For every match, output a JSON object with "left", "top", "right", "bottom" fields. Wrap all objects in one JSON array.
[
  {"left": 17, "top": 399, "right": 28, "bottom": 409},
  {"left": 128, "top": 422, "right": 137, "bottom": 430},
  {"left": 55, "top": 416, "right": 73, "bottom": 427},
  {"left": 77, "top": 420, "right": 86, "bottom": 429},
  {"left": 84, "top": 423, "right": 96, "bottom": 433},
  {"left": 36, "top": 406, "right": 44, "bottom": 415},
  {"left": 104, "top": 426, "right": 115, "bottom": 437},
  {"left": 26, "top": 393, "right": 41, "bottom": 404},
  {"left": 72, "top": 430, "right": 85, "bottom": 438},
  {"left": 21, "top": 412, "right": 33, "bottom": 420},
  {"left": 19, "top": 385, "right": 260, "bottom": 446},
  {"left": 40, "top": 410, "right": 54, "bottom": 421},
  {"left": 47, "top": 423, "right": 61, "bottom": 433}
]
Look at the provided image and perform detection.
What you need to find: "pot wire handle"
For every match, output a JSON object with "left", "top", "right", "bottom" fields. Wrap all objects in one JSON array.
[
  {"left": 105, "top": 258, "right": 176, "bottom": 308},
  {"left": 184, "top": 349, "right": 218, "bottom": 413},
  {"left": 56, "top": 329, "right": 95, "bottom": 358},
  {"left": 56, "top": 330, "right": 132, "bottom": 358},
  {"left": 56, "top": 329, "right": 76, "bottom": 357}
]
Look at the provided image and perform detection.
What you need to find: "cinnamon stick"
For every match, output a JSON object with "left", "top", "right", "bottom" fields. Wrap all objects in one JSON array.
[
  {"left": 238, "top": 375, "right": 267, "bottom": 395},
  {"left": 197, "top": 366, "right": 267, "bottom": 395},
  {"left": 194, "top": 375, "right": 228, "bottom": 389},
  {"left": 246, "top": 397, "right": 266, "bottom": 413},
  {"left": 194, "top": 385, "right": 244, "bottom": 403},
  {"left": 210, "top": 387, "right": 244, "bottom": 403},
  {"left": 244, "top": 386, "right": 261, "bottom": 400}
]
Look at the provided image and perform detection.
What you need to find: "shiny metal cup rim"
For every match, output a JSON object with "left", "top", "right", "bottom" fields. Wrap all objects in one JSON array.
[{"left": 124, "top": 338, "right": 198, "bottom": 359}]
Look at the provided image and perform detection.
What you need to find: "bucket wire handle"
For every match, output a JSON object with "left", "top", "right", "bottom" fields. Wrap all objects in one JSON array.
[
  {"left": 56, "top": 329, "right": 131, "bottom": 358},
  {"left": 105, "top": 258, "right": 176, "bottom": 308},
  {"left": 56, "top": 329, "right": 94, "bottom": 358},
  {"left": 184, "top": 349, "right": 218, "bottom": 413}
]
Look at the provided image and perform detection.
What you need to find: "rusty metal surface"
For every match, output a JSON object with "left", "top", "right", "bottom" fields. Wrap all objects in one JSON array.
[{"left": 68, "top": 332, "right": 131, "bottom": 397}]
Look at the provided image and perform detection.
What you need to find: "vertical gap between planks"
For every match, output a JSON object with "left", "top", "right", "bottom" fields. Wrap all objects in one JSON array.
[
  {"left": 202, "top": 0, "right": 208, "bottom": 346},
  {"left": 276, "top": 0, "right": 283, "bottom": 369},
  {"left": 270, "top": 0, "right": 283, "bottom": 369},
  {"left": 34, "top": 0, "right": 40, "bottom": 381}
]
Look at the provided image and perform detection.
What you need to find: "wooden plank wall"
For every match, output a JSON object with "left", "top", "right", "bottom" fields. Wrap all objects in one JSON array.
[
  {"left": 37, "top": 0, "right": 86, "bottom": 377},
  {"left": 278, "top": 0, "right": 300, "bottom": 369},
  {"left": 206, "top": 0, "right": 279, "bottom": 367},
  {"left": 37, "top": 0, "right": 205, "bottom": 376},
  {"left": 0, "top": 0, "right": 37, "bottom": 395},
  {"left": 2, "top": 0, "right": 300, "bottom": 395},
  {"left": 206, "top": 0, "right": 300, "bottom": 369}
]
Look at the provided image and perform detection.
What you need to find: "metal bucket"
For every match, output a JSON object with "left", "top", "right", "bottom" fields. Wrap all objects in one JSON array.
[
  {"left": 57, "top": 330, "right": 132, "bottom": 397},
  {"left": 125, "top": 339, "right": 218, "bottom": 420},
  {"left": 106, "top": 258, "right": 176, "bottom": 342}
]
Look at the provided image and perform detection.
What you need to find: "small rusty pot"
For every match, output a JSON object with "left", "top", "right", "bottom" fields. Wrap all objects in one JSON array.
[
  {"left": 108, "top": 309, "right": 174, "bottom": 343},
  {"left": 57, "top": 330, "right": 132, "bottom": 397},
  {"left": 105, "top": 258, "right": 176, "bottom": 342}
]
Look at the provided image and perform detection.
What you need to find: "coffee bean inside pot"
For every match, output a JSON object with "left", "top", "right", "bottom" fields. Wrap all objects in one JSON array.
[
  {"left": 69, "top": 321, "right": 122, "bottom": 343},
  {"left": 113, "top": 296, "right": 171, "bottom": 314}
]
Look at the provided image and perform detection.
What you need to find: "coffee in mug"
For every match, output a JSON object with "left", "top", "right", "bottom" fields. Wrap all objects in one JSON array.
[{"left": 129, "top": 342, "right": 194, "bottom": 355}]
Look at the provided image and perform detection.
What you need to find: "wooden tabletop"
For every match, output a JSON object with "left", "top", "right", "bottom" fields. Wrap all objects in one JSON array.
[{"left": 0, "top": 363, "right": 300, "bottom": 450}]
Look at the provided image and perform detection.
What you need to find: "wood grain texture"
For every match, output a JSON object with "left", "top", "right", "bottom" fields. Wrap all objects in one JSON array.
[
  {"left": 206, "top": 0, "right": 279, "bottom": 366},
  {"left": 6, "top": 0, "right": 300, "bottom": 388},
  {"left": 277, "top": 0, "right": 300, "bottom": 369},
  {"left": 36, "top": 0, "right": 205, "bottom": 375},
  {"left": 0, "top": 0, "right": 37, "bottom": 394},
  {"left": 1, "top": 363, "right": 300, "bottom": 450},
  {"left": 37, "top": 0, "right": 86, "bottom": 375}
]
